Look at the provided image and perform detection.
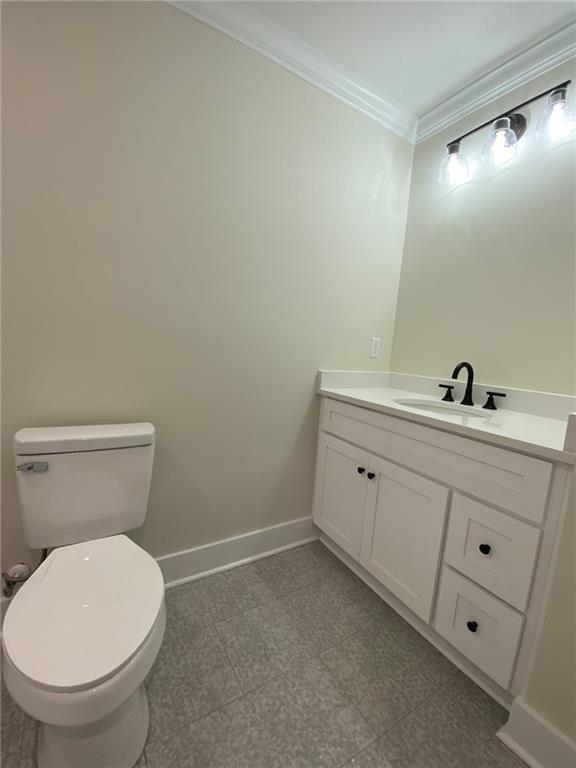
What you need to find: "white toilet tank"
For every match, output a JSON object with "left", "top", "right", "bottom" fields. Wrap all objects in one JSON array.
[{"left": 13, "top": 423, "right": 155, "bottom": 549}]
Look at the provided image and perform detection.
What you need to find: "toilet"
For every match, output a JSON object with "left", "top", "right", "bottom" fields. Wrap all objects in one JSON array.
[{"left": 2, "top": 423, "right": 165, "bottom": 768}]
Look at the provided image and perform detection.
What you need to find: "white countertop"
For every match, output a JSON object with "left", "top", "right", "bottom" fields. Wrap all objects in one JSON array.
[{"left": 317, "top": 372, "right": 576, "bottom": 464}]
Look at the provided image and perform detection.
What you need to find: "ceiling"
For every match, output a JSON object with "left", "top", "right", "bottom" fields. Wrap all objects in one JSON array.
[
  {"left": 244, "top": 2, "right": 576, "bottom": 118},
  {"left": 176, "top": 1, "right": 576, "bottom": 141}
]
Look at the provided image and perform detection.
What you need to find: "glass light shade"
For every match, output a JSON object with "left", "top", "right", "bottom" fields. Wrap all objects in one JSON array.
[
  {"left": 482, "top": 117, "right": 518, "bottom": 166},
  {"left": 539, "top": 89, "right": 576, "bottom": 142},
  {"left": 438, "top": 143, "right": 470, "bottom": 186}
]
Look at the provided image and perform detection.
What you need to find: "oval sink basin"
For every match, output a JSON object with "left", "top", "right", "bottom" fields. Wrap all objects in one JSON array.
[{"left": 393, "top": 398, "right": 490, "bottom": 418}]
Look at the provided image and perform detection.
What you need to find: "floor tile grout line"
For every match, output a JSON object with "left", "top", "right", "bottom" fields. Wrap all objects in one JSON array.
[
  {"left": 333, "top": 684, "right": 452, "bottom": 768},
  {"left": 313, "top": 615, "right": 384, "bottom": 659},
  {"left": 145, "top": 643, "right": 344, "bottom": 753},
  {"left": 257, "top": 567, "right": 353, "bottom": 601},
  {"left": 211, "top": 596, "right": 326, "bottom": 696},
  {"left": 341, "top": 666, "right": 511, "bottom": 768},
  {"left": 213, "top": 620, "right": 247, "bottom": 695},
  {"left": 337, "top": 698, "right": 523, "bottom": 768},
  {"left": 145, "top": 624, "right": 246, "bottom": 747},
  {"left": 336, "top": 731, "right": 380, "bottom": 768},
  {"left": 224, "top": 661, "right": 304, "bottom": 698},
  {"left": 209, "top": 569, "right": 362, "bottom": 640},
  {"left": 145, "top": 650, "right": 366, "bottom": 761},
  {"left": 165, "top": 544, "right": 428, "bottom": 726},
  {"left": 138, "top": 545, "right": 513, "bottom": 763},
  {"left": 162, "top": 558, "right": 365, "bottom": 709},
  {"left": 146, "top": 648, "right": 393, "bottom": 767},
  {"left": 170, "top": 549, "right": 348, "bottom": 633},
  {"left": 178, "top": 598, "right": 365, "bottom": 708},
  {"left": 316, "top": 654, "right": 380, "bottom": 746},
  {"left": 317, "top": 627, "right": 485, "bottom": 766},
  {"left": 151, "top": 553, "right": 343, "bottom": 746},
  {"left": 145, "top": 681, "right": 247, "bottom": 751}
]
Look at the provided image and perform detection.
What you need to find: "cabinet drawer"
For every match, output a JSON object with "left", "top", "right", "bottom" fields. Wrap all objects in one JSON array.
[
  {"left": 445, "top": 495, "right": 541, "bottom": 611},
  {"left": 321, "top": 398, "right": 551, "bottom": 523},
  {"left": 435, "top": 567, "right": 524, "bottom": 689}
]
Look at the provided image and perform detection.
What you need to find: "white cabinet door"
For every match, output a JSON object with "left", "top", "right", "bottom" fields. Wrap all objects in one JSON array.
[
  {"left": 360, "top": 456, "right": 449, "bottom": 621},
  {"left": 312, "top": 433, "right": 370, "bottom": 559}
]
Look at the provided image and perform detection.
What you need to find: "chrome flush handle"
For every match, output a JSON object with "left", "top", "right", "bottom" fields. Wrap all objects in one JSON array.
[{"left": 16, "top": 462, "right": 49, "bottom": 473}]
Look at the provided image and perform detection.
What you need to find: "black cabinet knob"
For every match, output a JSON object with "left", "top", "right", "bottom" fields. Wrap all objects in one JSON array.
[
  {"left": 367, "top": 472, "right": 376, "bottom": 480},
  {"left": 479, "top": 543, "right": 491, "bottom": 555},
  {"left": 357, "top": 467, "right": 365, "bottom": 474},
  {"left": 466, "top": 620, "right": 479, "bottom": 633}
]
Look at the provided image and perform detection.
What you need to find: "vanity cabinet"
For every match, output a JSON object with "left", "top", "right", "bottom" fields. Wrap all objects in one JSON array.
[{"left": 313, "top": 395, "right": 570, "bottom": 694}]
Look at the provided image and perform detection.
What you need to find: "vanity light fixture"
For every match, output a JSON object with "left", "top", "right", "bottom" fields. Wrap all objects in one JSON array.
[
  {"left": 481, "top": 115, "right": 524, "bottom": 166},
  {"left": 541, "top": 86, "right": 576, "bottom": 142},
  {"left": 438, "top": 141, "right": 470, "bottom": 186},
  {"left": 439, "top": 79, "right": 572, "bottom": 183}
]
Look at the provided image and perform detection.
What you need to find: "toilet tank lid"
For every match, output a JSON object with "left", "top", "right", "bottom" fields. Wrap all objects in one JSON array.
[{"left": 14, "top": 423, "right": 155, "bottom": 455}]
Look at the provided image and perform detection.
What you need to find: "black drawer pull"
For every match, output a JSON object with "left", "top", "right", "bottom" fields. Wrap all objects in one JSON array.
[
  {"left": 357, "top": 466, "right": 366, "bottom": 474},
  {"left": 479, "top": 543, "right": 491, "bottom": 555},
  {"left": 367, "top": 472, "right": 376, "bottom": 480},
  {"left": 466, "top": 620, "right": 478, "bottom": 633}
]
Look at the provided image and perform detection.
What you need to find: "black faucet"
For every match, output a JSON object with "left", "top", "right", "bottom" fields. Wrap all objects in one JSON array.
[{"left": 452, "top": 361, "right": 475, "bottom": 406}]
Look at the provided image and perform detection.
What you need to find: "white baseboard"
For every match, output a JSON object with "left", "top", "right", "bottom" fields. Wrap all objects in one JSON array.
[
  {"left": 498, "top": 697, "right": 576, "bottom": 768},
  {"left": 157, "top": 516, "right": 317, "bottom": 588}
]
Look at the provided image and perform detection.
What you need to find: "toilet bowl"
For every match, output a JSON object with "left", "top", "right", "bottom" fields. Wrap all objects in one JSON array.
[{"left": 2, "top": 535, "right": 165, "bottom": 768}]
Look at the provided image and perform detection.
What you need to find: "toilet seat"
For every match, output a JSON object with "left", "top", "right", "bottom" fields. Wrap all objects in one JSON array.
[{"left": 2, "top": 535, "right": 164, "bottom": 693}]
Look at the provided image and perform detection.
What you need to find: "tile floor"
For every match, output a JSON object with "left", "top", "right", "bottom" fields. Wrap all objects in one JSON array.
[{"left": 1, "top": 541, "right": 527, "bottom": 768}]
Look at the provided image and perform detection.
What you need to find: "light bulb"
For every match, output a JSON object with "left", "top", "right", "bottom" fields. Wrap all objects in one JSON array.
[
  {"left": 543, "top": 88, "right": 576, "bottom": 142},
  {"left": 438, "top": 142, "right": 470, "bottom": 186},
  {"left": 482, "top": 117, "right": 518, "bottom": 166}
]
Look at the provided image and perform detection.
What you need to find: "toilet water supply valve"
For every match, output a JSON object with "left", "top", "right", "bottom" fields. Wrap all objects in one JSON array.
[
  {"left": 2, "top": 548, "right": 47, "bottom": 597},
  {"left": 2, "top": 563, "right": 32, "bottom": 598}
]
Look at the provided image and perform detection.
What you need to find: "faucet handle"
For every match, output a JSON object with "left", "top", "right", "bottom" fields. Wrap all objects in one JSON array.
[
  {"left": 438, "top": 384, "right": 455, "bottom": 402},
  {"left": 482, "top": 391, "right": 507, "bottom": 410}
]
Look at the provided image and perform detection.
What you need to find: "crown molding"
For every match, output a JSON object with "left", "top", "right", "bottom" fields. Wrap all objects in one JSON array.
[
  {"left": 167, "top": 1, "right": 417, "bottom": 143},
  {"left": 168, "top": 2, "right": 574, "bottom": 148},
  {"left": 416, "top": 22, "right": 576, "bottom": 143}
]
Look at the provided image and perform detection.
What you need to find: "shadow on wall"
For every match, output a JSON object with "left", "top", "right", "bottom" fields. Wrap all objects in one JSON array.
[{"left": 267, "top": 396, "right": 321, "bottom": 531}]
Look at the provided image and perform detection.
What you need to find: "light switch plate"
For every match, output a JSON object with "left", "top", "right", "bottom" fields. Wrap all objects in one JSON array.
[{"left": 370, "top": 337, "right": 381, "bottom": 358}]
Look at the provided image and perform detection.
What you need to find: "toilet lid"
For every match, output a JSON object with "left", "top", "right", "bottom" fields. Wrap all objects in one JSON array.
[{"left": 2, "top": 535, "right": 164, "bottom": 692}]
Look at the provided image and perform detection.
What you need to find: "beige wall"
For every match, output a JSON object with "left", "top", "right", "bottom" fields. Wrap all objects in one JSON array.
[
  {"left": 391, "top": 60, "right": 576, "bottom": 395},
  {"left": 1, "top": 2, "right": 413, "bottom": 566},
  {"left": 524, "top": 485, "right": 576, "bottom": 742}
]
